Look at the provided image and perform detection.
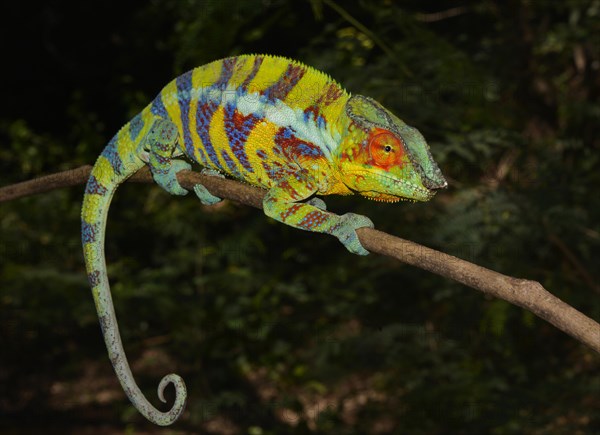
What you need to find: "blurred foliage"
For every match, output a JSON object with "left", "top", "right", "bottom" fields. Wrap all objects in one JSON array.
[{"left": 1, "top": 0, "right": 599, "bottom": 433}]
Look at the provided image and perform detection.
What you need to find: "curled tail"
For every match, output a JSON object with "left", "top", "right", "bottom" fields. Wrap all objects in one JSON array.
[{"left": 81, "top": 120, "right": 186, "bottom": 426}]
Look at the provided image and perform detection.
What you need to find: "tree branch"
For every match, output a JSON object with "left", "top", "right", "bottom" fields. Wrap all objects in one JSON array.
[
  {"left": 416, "top": 6, "right": 468, "bottom": 23},
  {"left": 1, "top": 166, "right": 599, "bottom": 353}
]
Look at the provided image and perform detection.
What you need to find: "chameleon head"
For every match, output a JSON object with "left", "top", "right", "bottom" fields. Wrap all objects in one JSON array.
[{"left": 336, "top": 95, "right": 447, "bottom": 203}]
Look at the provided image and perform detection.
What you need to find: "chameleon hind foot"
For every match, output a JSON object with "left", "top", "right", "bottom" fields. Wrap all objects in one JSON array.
[
  {"left": 193, "top": 168, "right": 224, "bottom": 205},
  {"left": 331, "top": 213, "right": 374, "bottom": 256}
]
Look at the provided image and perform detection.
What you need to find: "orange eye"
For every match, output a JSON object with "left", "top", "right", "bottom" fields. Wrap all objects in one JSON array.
[{"left": 369, "top": 131, "right": 402, "bottom": 167}]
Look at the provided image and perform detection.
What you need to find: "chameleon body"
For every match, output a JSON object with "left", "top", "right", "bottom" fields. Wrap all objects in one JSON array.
[{"left": 81, "top": 54, "right": 446, "bottom": 425}]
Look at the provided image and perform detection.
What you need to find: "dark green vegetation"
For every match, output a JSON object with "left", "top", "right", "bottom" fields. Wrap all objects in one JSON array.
[{"left": 1, "top": 0, "right": 599, "bottom": 433}]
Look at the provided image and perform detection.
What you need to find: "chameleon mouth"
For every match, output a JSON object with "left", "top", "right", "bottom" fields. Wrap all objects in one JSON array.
[
  {"left": 361, "top": 189, "right": 436, "bottom": 203},
  {"left": 362, "top": 192, "right": 404, "bottom": 203},
  {"left": 345, "top": 170, "right": 436, "bottom": 202}
]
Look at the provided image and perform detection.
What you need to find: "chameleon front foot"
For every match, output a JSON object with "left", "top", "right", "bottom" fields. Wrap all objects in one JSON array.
[
  {"left": 146, "top": 118, "right": 190, "bottom": 196},
  {"left": 331, "top": 213, "right": 374, "bottom": 256},
  {"left": 153, "top": 159, "right": 191, "bottom": 196}
]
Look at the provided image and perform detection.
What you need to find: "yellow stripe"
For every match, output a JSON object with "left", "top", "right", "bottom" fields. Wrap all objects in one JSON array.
[
  {"left": 207, "top": 105, "right": 231, "bottom": 169},
  {"left": 82, "top": 194, "right": 104, "bottom": 224},
  {"left": 138, "top": 110, "right": 155, "bottom": 145},
  {"left": 229, "top": 56, "right": 254, "bottom": 87},
  {"left": 195, "top": 60, "right": 224, "bottom": 88},
  {"left": 243, "top": 121, "right": 278, "bottom": 182},
  {"left": 284, "top": 68, "right": 323, "bottom": 110},
  {"left": 161, "top": 81, "right": 182, "bottom": 128},
  {"left": 84, "top": 242, "right": 97, "bottom": 264},
  {"left": 115, "top": 125, "right": 134, "bottom": 165},
  {"left": 188, "top": 68, "right": 204, "bottom": 163},
  {"left": 246, "top": 58, "right": 289, "bottom": 95},
  {"left": 82, "top": 145, "right": 121, "bottom": 224},
  {"left": 321, "top": 98, "right": 347, "bottom": 127}
]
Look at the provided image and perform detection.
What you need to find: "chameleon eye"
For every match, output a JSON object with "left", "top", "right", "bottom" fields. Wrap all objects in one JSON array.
[{"left": 369, "top": 131, "right": 402, "bottom": 166}]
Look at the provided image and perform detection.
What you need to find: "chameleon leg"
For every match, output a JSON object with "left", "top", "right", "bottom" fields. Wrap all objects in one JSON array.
[
  {"left": 147, "top": 118, "right": 190, "bottom": 196},
  {"left": 192, "top": 168, "right": 224, "bottom": 205},
  {"left": 263, "top": 171, "right": 374, "bottom": 255}
]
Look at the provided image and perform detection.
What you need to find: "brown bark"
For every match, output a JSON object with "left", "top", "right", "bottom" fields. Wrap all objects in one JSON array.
[{"left": 1, "top": 166, "right": 598, "bottom": 353}]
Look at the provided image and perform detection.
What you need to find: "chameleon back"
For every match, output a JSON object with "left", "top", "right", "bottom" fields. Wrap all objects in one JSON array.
[{"left": 146, "top": 55, "right": 351, "bottom": 189}]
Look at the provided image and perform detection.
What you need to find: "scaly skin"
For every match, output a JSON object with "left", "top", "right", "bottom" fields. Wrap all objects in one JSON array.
[{"left": 81, "top": 54, "right": 446, "bottom": 425}]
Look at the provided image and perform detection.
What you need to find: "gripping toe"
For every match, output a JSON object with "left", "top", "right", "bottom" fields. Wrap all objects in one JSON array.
[
  {"left": 307, "top": 197, "right": 327, "bottom": 210},
  {"left": 154, "top": 160, "right": 191, "bottom": 196},
  {"left": 332, "top": 213, "right": 374, "bottom": 256},
  {"left": 193, "top": 184, "right": 222, "bottom": 205}
]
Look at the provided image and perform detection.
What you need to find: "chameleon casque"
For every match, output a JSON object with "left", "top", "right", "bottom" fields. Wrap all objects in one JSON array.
[{"left": 81, "top": 54, "right": 446, "bottom": 425}]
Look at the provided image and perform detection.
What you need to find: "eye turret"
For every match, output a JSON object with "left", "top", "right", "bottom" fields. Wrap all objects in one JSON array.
[{"left": 368, "top": 129, "right": 404, "bottom": 167}]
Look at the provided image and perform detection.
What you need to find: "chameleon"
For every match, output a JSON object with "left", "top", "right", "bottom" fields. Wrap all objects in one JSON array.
[{"left": 81, "top": 54, "right": 446, "bottom": 425}]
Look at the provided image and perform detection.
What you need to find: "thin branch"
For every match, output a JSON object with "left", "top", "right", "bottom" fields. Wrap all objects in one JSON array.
[
  {"left": 416, "top": 6, "right": 468, "bottom": 23},
  {"left": 0, "top": 165, "right": 94, "bottom": 202},
  {"left": 1, "top": 166, "right": 599, "bottom": 354},
  {"left": 546, "top": 231, "right": 600, "bottom": 295},
  {"left": 322, "top": 0, "right": 395, "bottom": 58},
  {"left": 321, "top": 0, "right": 413, "bottom": 77}
]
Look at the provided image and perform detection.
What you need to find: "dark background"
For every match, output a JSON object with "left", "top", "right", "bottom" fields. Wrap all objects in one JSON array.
[{"left": 1, "top": 0, "right": 599, "bottom": 433}]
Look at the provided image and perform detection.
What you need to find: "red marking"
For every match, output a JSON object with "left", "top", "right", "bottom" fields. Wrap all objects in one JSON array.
[
  {"left": 339, "top": 150, "right": 352, "bottom": 163},
  {"left": 199, "top": 101, "right": 214, "bottom": 118},
  {"left": 298, "top": 210, "right": 329, "bottom": 230},
  {"left": 302, "top": 83, "right": 342, "bottom": 122},
  {"left": 274, "top": 127, "right": 324, "bottom": 163},
  {"left": 232, "top": 109, "right": 258, "bottom": 132},
  {"left": 322, "top": 83, "right": 344, "bottom": 105},
  {"left": 280, "top": 203, "right": 303, "bottom": 222},
  {"left": 278, "top": 180, "right": 300, "bottom": 200},
  {"left": 304, "top": 105, "right": 319, "bottom": 119}
]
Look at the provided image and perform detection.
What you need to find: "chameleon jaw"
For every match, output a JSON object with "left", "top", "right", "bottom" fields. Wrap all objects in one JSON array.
[
  {"left": 360, "top": 190, "right": 436, "bottom": 203},
  {"left": 343, "top": 170, "right": 437, "bottom": 202}
]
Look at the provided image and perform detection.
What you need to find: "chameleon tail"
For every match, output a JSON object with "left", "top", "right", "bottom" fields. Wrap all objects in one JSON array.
[{"left": 81, "top": 123, "right": 186, "bottom": 426}]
